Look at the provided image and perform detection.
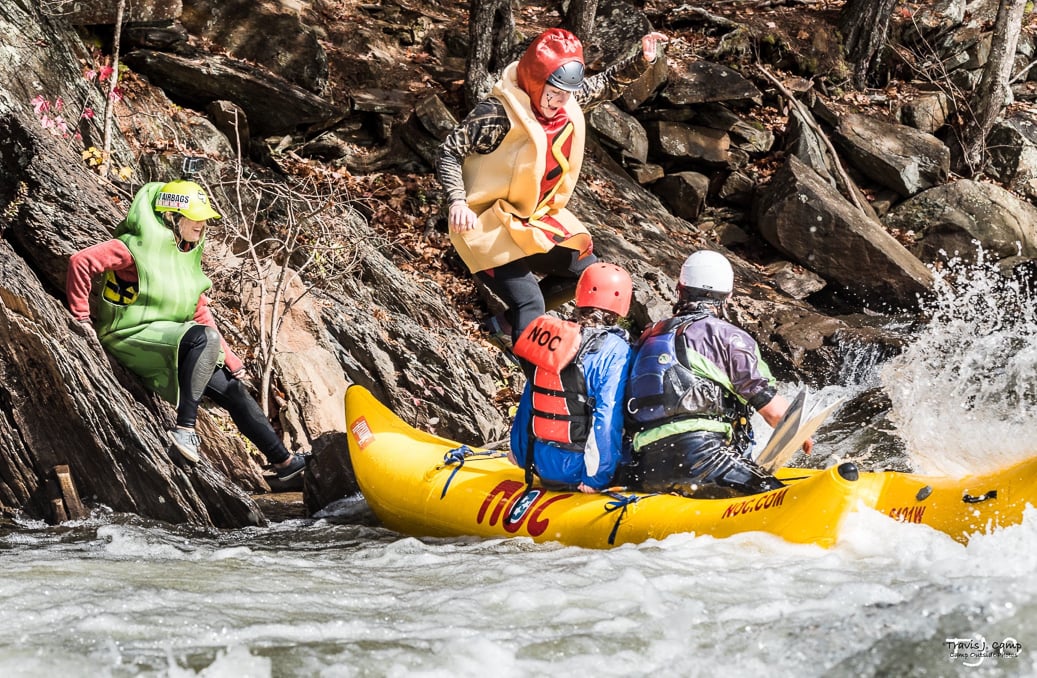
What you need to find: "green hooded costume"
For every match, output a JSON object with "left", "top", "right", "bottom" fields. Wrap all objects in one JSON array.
[{"left": 96, "top": 182, "right": 223, "bottom": 403}]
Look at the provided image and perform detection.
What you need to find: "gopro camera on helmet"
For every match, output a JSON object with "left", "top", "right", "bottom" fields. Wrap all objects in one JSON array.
[{"left": 181, "top": 156, "right": 206, "bottom": 178}]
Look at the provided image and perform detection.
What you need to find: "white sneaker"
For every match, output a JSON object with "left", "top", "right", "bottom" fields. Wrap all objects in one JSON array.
[{"left": 170, "top": 427, "right": 201, "bottom": 463}]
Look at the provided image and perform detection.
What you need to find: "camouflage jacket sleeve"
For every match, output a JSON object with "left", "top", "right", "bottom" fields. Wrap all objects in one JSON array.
[
  {"left": 575, "top": 50, "right": 652, "bottom": 112},
  {"left": 435, "top": 50, "right": 652, "bottom": 203},
  {"left": 434, "top": 98, "right": 511, "bottom": 205}
]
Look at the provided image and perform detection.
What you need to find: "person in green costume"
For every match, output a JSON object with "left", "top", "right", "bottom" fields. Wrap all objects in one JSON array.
[{"left": 67, "top": 178, "right": 307, "bottom": 482}]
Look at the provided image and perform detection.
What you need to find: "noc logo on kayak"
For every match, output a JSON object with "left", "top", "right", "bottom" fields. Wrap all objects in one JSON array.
[
  {"left": 507, "top": 489, "right": 541, "bottom": 524},
  {"left": 477, "top": 480, "right": 573, "bottom": 536}
]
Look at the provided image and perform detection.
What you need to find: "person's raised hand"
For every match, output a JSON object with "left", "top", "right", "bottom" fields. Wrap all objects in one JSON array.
[
  {"left": 449, "top": 200, "right": 477, "bottom": 233},
  {"left": 642, "top": 32, "right": 669, "bottom": 63},
  {"left": 230, "top": 366, "right": 257, "bottom": 394}
]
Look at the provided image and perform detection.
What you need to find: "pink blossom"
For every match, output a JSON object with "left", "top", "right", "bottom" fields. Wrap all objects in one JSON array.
[
  {"left": 31, "top": 95, "right": 49, "bottom": 115},
  {"left": 53, "top": 97, "right": 65, "bottom": 112},
  {"left": 81, "top": 107, "right": 95, "bottom": 119},
  {"left": 98, "top": 65, "right": 114, "bottom": 82}
]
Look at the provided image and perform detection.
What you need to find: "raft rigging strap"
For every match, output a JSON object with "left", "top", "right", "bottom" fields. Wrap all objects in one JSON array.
[
  {"left": 440, "top": 445, "right": 504, "bottom": 499},
  {"left": 440, "top": 447, "right": 658, "bottom": 546},
  {"left": 602, "top": 490, "right": 657, "bottom": 546}
]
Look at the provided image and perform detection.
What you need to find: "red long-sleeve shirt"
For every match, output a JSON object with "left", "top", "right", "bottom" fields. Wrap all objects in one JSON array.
[{"left": 66, "top": 239, "right": 244, "bottom": 373}]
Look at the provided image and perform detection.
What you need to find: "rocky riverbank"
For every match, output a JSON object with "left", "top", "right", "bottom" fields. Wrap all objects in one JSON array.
[{"left": 1, "top": 0, "right": 1035, "bottom": 526}]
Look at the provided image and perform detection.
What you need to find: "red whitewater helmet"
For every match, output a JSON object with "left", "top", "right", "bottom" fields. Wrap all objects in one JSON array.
[
  {"left": 575, "top": 262, "right": 632, "bottom": 316},
  {"left": 517, "top": 28, "right": 585, "bottom": 113}
]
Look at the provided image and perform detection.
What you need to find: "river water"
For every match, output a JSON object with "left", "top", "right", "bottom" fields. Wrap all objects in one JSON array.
[{"left": 2, "top": 261, "right": 1035, "bottom": 677}]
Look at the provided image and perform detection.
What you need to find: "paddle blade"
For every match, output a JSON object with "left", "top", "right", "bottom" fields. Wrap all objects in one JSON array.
[
  {"left": 755, "top": 389, "right": 806, "bottom": 470},
  {"left": 758, "top": 397, "right": 845, "bottom": 473}
]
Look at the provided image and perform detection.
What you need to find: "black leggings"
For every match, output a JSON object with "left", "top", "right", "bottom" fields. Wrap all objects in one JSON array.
[
  {"left": 477, "top": 247, "right": 597, "bottom": 341},
  {"left": 638, "top": 430, "right": 784, "bottom": 498},
  {"left": 176, "top": 326, "right": 290, "bottom": 465}
]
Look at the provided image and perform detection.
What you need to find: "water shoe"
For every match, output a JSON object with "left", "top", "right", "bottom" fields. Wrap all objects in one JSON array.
[
  {"left": 170, "top": 427, "right": 201, "bottom": 464},
  {"left": 276, "top": 454, "right": 307, "bottom": 481}
]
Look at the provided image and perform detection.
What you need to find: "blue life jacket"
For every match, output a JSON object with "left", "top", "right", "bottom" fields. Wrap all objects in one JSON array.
[{"left": 625, "top": 313, "right": 730, "bottom": 431}]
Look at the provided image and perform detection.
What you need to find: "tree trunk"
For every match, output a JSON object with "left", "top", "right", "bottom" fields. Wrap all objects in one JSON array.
[
  {"left": 955, "top": 0, "right": 1028, "bottom": 175},
  {"left": 562, "top": 0, "right": 598, "bottom": 44},
  {"left": 840, "top": 0, "right": 898, "bottom": 89},
  {"left": 464, "top": 0, "right": 515, "bottom": 107},
  {"left": 99, "top": 0, "right": 125, "bottom": 178}
]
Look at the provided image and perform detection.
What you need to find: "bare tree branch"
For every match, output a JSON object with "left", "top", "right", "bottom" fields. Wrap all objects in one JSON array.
[
  {"left": 99, "top": 0, "right": 125, "bottom": 178},
  {"left": 756, "top": 65, "right": 866, "bottom": 212},
  {"left": 1010, "top": 58, "right": 1037, "bottom": 84},
  {"left": 215, "top": 159, "right": 363, "bottom": 417}
]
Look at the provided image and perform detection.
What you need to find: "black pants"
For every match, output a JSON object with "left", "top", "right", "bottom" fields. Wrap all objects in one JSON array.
[
  {"left": 176, "top": 326, "right": 290, "bottom": 465},
  {"left": 637, "top": 430, "right": 784, "bottom": 498},
  {"left": 477, "top": 247, "right": 597, "bottom": 341}
]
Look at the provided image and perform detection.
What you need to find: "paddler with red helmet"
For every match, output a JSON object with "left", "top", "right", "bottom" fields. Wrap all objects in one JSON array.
[{"left": 508, "top": 262, "right": 635, "bottom": 493}]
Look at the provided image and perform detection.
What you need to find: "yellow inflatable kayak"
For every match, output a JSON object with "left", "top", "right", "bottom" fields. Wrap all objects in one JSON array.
[{"left": 345, "top": 385, "right": 1037, "bottom": 548}]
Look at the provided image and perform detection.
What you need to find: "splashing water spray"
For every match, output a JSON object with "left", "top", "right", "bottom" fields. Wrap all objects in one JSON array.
[{"left": 882, "top": 249, "right": 1037, "bottom": 476}]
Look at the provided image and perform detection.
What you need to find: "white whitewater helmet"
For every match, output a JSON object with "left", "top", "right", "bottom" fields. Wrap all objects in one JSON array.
[{"left": 678, "top": 250, "right": 733, "bottom": 300}]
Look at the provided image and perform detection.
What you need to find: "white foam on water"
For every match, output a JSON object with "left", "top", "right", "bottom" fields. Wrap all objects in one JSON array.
[
  {"left": 168, "top": 645, "right": 271, "bottom": 678},
  {"left": 882, "top": 253, "right": 1037, "bottom": 475},
  {"left": 1, "top": 511, "right": 1036, "bottom": 676}
]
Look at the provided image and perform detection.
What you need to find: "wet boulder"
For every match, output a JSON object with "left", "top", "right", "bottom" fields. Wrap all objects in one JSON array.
[
  {"left": 832, "top": 113, "right": 950, "bottom": 197},
  {"left": 763, "top": 261, "right": 827, "bottom": 300},
  {"left": 884, "top": 179, "right": 1037, "bottom": 264},
  {"left": 754, "top": 155, "right": 934, "bottom": 310}
]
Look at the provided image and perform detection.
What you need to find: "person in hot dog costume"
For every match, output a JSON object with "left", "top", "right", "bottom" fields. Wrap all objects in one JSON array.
[{"left": 436, "top": 28, "right": 667, "bottom": 347}]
